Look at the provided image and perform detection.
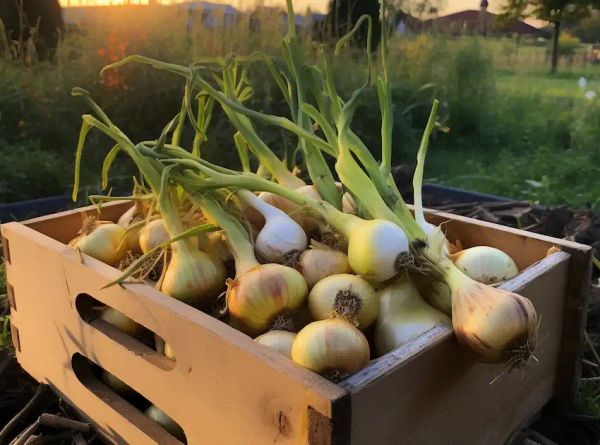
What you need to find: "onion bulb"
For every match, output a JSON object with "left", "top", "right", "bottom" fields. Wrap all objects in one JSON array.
[
  {"left": 98, "top": 307, "right": 148, "bottom": 338},
  {"left": 452, "top": 246, "right": 518, "bottom": 285},
  {"left": 238, "top": 190, "right": 307, "bottom": 264},
  {"left": 259, "top": 184, "right": 322, "bottom": 232},
  {"left": 139, "top": 219, "right": 169, "bottom": 254},
  {"left": 69, "top": 219, "right": 127, "bottom": 266},
  {"left": 346, "top": 219, "right": 409, "bottom": 283},
  {"left": 445, "top": 262, "right": 538, "bottom": 365},
  {"left": 296, "top": 247, "right": 351, "bottom": 288},
  {"left": 375, "top": 277, "right": 450, "bottom": 356},
  {"left": 291, "top": 319, "right": 370, "bottom": 380},
  {"left": 160, "top": 246, "right": 226, "bottom": 307},
  {"left": 145, "top": 405, "right": 186, "bottom": 442},
  {"left": 412, "top": 275, "right": 452, "bottom": 315},
  {"left": 163, "top": 342, "right": 175, "bottom": 360},
  {"left": 198, "top": 230, "right": 233, "bottom": 262},
  {"left": 254, "top": 330, "right": 296, "bottom": 358},
  {"left": 308, "top": 274, "right": 379, "bottom": 330},
  {"left": 228, "top": 264, "right": 308, "bottom": 335}
]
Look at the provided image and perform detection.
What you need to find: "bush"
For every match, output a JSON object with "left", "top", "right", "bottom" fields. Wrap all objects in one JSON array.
[{"left": 0, "top": 139, "right": 69, "bottom": 203}]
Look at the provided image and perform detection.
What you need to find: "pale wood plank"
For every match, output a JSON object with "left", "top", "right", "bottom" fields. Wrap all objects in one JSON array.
[{"left": 341, "top": 252, "right": 571, "bottom": 445}]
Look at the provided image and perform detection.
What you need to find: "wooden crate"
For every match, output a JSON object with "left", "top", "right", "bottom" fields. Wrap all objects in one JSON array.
[{"left": 0, "top": 202, "right": 591, "bottom": 445}]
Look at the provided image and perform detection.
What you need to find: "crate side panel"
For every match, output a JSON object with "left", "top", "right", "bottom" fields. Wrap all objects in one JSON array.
[
  {"left": 3, "top": 222, "right": 345, "bottom": 445},
  {"left": 23, "top": 201, "right": 130, "bottom": 245},
  {"left": 423, "top": 207, "right": 564, "bottom": 272},
  {"left": 346, "top": 253, "right": 569, "bottom": 445}
]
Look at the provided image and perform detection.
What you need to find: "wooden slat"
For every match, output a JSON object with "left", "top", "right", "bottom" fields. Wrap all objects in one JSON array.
[
  {"left": 552, "top": 243, "right": 592, "bottom": 407},
  {"left": 2, "top": 221, "right": 346, "bottom": 445},
  {"left": 341, "top": 252, "right": 571, "bottom": 445}
]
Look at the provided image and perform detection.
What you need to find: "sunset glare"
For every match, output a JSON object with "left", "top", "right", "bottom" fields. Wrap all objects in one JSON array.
[{"left": 58, "top": 0, "right": 502, "bottom": 15}]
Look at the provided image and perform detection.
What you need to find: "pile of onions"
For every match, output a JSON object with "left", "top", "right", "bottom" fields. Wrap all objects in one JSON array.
[{"left": 70, "top": 0, "right": 540, "bottom": 386}]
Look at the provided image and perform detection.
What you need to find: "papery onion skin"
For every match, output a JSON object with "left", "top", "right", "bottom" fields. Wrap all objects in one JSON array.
[
  {"left": 228, "top": 264, "right": 308, "bottom": 335},
  {"left": 347, "top": 219, "right": 409, "bottom": 283},
  {"left": 254, "top": 330, "right": 296, "bottom": 358},
  {"left": 308, "top": 274, "right": 379, "bottom": 330},
  {"left": 451, "top": 275, "right": 538, "bottom": 364},
  {"left": 375, "top": 278, "right": 450, "bottom": 356},
  {"left": 160, "top": 249, "right": 226, "bottom": 307},
  {"left": 139, "top": 219, "right": 170, "bottom": 254},
  {"left": 296, "top": 249, "right": 351, "bottom": 289},
  {"left": 453, "top": 246, "right": 518, "bottom": 285},
  {"left": 291, "top": 319, "right": 370, "bottom": 377},
  {"left": 145, "top": 405, "right": 186, "bottom": 442},
  {"left": 118, "top": 205, "right": 143, "bottom": 253},
  {"left": 71, "top": 223, "right": 127, "bottom": 265}
]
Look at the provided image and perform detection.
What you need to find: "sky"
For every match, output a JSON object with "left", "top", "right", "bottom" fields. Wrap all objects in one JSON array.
[{"left": 59, "top": 0, "right": 504, "bottom": 15}]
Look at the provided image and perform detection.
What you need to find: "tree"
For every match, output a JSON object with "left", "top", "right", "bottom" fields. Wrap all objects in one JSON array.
[
  {"left": 0, "top": 0, "right": 63, "bottom": 61},
  {"left": 321, "top": 0, "right": 441, "bottom": 49},
  {"left": 502, "top": 0, "right": 599, "bottom": 73}
]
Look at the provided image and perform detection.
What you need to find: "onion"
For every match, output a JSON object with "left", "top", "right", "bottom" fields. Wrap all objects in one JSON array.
[
  {"left": 160, "top": 245, "right": 226, "bottom": 307},
  {"left": 197, "top": 230, "right": 233, "bottom": 262},
  {"left": 452, "top": 246, "right": 518, "bottom": 285},
  {"left": 139, "top": 219, "right": 169, "bottom": 254},
  {"left": 238, "top": 190, "right": 307, "bottom": 264},
  {"left": 375, "top": 277, "right": 450, "bottom": 356},
  {"left": 412, "top": 275, "right": 452, "bottom": 315},
  {"left": 296, "top": 246, "right": 351, "bottom": 288},
  {"left": 445, "top": 260, "right": 538, "bottom": 365},
  {"left": 291, "top": 319, "right": 370, "bottom": 380},
  {"left": 192, "top": 195, "right": 309, "bottom": 336},
  {"left": 145, "top": 405, "right": 186, "bottom": 442},
  {"left": 254, "top": 330, "right": 296, "bottom": 358},
  {"left": 258, "top": 184, "right": 322, "bottom": 232},
  {"left": 308, "top": 274, "right": 379, "bottom": 330},
  {"left": 228, "top": 264, "right": 308, "bottom": 335},
  {"left": 98, "top": 307, "right": 148, "bottom": 338},
  {"left": 69, "top": 219, "right": 127, "bottom": 266},
  {"left": 164, "top": 342, "right": 175, "bottom": 360},
  {"left": 346, "top": 219, "right": 409, "bottom": 283}
]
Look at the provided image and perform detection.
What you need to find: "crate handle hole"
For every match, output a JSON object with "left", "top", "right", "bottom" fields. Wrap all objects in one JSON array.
[
  {"left": 6, "top": 283, "right": 16, "bottom": 311},
  {"left": 75, "top": 293, "right": 175, "bottom": 371},
  {"left": 71, "top": 353, "right": 187, "bottom": 444},
  {"left": 2, "top": 237, "right": 10, "bottom": 264}
]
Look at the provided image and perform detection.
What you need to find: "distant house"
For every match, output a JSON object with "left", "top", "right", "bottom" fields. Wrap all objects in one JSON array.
[
  {"left": 423, "top": 10, "right": 540, "bottom": 36},
  {"left": 63, "top": 1, "right": 241, "bottom": 27}
]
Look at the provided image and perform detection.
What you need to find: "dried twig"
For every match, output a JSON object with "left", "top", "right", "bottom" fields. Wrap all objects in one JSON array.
[
  {"left": 10, "top": 421, "right": 40, "bottom": 445},
  {"left": 72, "top": 433, "right": 87, "bottom": 445},
  {"left": 0, "top": 385, "right": 49, "bottom": 445},
  {"left": 38, "top": 414, "right": 90, "bottom": 433}
]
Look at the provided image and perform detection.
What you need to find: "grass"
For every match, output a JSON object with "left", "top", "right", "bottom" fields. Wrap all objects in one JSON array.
[{"left": 0, "top": 260, "right": 11, "bottom": 353}]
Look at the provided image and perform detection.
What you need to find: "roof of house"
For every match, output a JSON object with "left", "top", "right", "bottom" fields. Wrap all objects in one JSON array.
[{"left": 425, "top": 9, "right": 540, "bottom": 35}]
